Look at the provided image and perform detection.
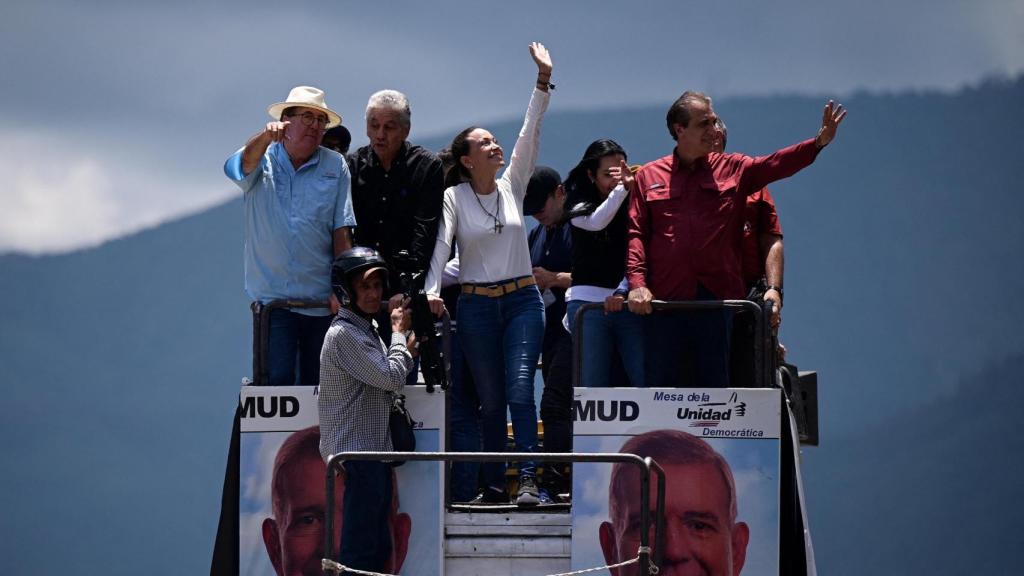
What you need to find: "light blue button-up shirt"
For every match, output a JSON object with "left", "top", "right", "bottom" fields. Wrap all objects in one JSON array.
[{"left": 224, "top": 142, "right": 356, "bottom": 315}]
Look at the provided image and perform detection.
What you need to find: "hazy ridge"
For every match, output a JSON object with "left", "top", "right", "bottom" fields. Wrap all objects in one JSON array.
[{"left": 1, "top": 76, "right": 1021, "bottom": 574}]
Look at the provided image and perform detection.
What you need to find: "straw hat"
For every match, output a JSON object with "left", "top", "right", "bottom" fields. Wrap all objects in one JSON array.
[{"left": 267, "top": 86, "right": 342, "bottom": 128}]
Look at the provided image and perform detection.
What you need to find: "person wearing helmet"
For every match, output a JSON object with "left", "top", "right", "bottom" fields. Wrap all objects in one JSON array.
[
  {"left": 322, "top": 124, "right": 352, "bottom": 155},
  {"left": 317, "top": 246, "right": 417, "bottom": 573}
]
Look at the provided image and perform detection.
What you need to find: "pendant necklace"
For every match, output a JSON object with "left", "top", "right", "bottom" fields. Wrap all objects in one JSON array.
[{"left": 473, "top": 187, "right": 504, "bottom": 234}]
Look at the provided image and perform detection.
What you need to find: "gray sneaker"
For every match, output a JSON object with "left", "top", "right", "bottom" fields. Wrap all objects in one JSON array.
[{"left": 516, "top": 475, "right": 540, "bottom": 506}]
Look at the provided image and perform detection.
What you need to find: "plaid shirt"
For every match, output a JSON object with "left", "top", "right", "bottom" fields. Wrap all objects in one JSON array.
[{"left": 318, "top": 307, "right": 413, "bottom": 462}]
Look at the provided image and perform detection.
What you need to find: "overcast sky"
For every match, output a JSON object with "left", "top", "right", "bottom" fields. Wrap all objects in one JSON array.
[{"left": 1, "top": 0, "right": 1021, "bottom": 254}]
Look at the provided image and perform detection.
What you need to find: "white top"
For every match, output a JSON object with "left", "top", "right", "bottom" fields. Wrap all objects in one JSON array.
[
  {"left": 565, "top": 284, "right": 616, "bottom": 303},
  {"left": 569, "top": 183, "right": 627, "bottom": 231},
  {"left": 425, "top": 88, "right": 550, "bottom": 295},
  {"left": 566, "top": 183, "right": 629, "bottom": 303},
  {"left": 441, "top": 255, "right": 460, "bottom": 289}
]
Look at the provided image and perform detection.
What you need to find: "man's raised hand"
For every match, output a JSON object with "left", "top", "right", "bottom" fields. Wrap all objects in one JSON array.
[
  {"left": 265, "top": 120, "right": 291, "bottom": 143},
  {"left": 815, "top": 100, "right": 846, "bottom": 149}
]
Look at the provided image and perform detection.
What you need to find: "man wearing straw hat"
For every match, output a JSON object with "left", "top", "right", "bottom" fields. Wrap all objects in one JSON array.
[{"left": 225, "top": 86, "right": 356, "bottom": 387}]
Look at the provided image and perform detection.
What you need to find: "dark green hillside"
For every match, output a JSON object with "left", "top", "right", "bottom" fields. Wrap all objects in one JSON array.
[{"left": 1, "top": 76, "right": 1021, "bottom": 574}]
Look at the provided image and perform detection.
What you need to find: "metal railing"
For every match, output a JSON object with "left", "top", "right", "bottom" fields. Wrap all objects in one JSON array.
[
  {"left": 325, "top": 451, "right": 668, "bottom": 574},
  {"left": 250, "top": 299, "right": 329, "bottom": 386},
  {"left": 250, "top": 299, "right": 453, "bottom": 388},
  {"left": 571, "top": 299, "right": 777, "bottom": 389}
]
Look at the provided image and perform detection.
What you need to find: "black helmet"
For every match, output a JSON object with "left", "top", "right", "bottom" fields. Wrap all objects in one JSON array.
[
  {"left": 322, "top": 125, "right": 352, "bottom": 155},
  {"left": 331, "top": 247, "right": 389, "bottom": 303}
]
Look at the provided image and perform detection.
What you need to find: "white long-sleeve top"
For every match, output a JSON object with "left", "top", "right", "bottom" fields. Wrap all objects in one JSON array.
[
  {"left": 424, "top": 88, "right": 550, "bottom": 295},
  {"left": 569, "top": 183, "right": 627, "bottom": 231},
  {"left": 565, "top": 183, "right": 630, "bottom": 303}
]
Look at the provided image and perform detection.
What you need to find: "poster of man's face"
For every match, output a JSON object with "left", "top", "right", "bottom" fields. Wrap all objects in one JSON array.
[
  {"left": 571, "top": 388, "right": 781, "bottom": 576},
  {"left": 256, "top": 426, "right": 412, "bottom": 576},
  {"left": 238, "top": 386, "right": 443, "bottom": 576}
]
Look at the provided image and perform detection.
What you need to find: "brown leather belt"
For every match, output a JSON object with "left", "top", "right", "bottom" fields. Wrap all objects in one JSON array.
[{"left": 461, "top": 275, "right": 536, "bottom": 298}]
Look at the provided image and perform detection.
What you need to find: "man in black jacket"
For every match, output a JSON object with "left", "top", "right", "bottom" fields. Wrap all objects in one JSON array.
[{"left": 347, "top": 89, "right": 445, "bottom": 309}]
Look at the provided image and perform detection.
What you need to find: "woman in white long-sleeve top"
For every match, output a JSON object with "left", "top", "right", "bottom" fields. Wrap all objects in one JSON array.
[
  {"left": 423, "top": 42, "right": 553, "bottom": 506},
  {"left": 564, "top": 139, "right": 645, "bottom": 388}
]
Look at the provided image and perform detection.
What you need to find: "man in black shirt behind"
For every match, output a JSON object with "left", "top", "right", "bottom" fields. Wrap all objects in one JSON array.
[
  {"left": 347, "top": 89, "right": 445, "bottom": 309},
  {"left": 525, "top": 167, "right": 574, "bottom": 500}
]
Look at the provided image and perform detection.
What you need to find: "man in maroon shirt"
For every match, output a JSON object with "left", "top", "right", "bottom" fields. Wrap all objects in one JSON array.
[{"left": 626, "top": 91, "right": 845, "bottom": 387}]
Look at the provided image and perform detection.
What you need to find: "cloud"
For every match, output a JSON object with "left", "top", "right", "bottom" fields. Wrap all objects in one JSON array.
[
  {"left": 0, "top": 146, "right": 114, "bottom": 251},
  {"left": 2, "top": 0, "right": 1020, "bottom": 253},
  {"left": 0, "top": 128, "right": 233, "bottom": 254},
  {"left": 239, "top": 512, "right": 275, "bottom": 576},
  {"left": 572, "top": 511, "right": 611, "bottom": 570},
  {"left": 239, "top": 432, "right": 288, "bottom": 576}
]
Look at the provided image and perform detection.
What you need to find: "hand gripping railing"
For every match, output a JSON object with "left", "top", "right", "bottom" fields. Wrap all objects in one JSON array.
[
  {"left": 250, "top": 299, "right": 453, "bottom": 389},
  {"left": 570, "top": 299, "right": 777, "bottom": 389},
  {"left": 324, "top": 451, "right": 668, "bottom": 574}
]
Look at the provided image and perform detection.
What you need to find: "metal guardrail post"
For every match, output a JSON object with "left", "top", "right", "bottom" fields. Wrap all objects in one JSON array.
[
  {"left": 250, "top": 301, "right": 263, "bottom": 387},
  {"left": 427, "top": 310, "right": 453, "bottom": 393},
  {"left": 249, "top": 299, "right": 452, "bottom": 388},
  {"left": 758, "top": 299, "right": 777, "bottom": 388},
  {"left": 324, "top": 451, "right": 666, "bottom": 574},
  {"left": 650, "top": 455, "right": 667, "bottom": 569},
  {"left": 249, "top": 299, "right": 330, "bottom": 386}
]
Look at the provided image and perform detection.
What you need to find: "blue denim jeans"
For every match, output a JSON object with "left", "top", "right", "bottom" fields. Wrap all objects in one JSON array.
[
  {"left": 457, "top": 284, "right": 544, "bottom": 486},
  {"left": 267, "top": 308, "right": 333, "bottom": 386},
  {"left": 339, "top": 460, "right": 393, "bottom": 571},
  {"left": 566, "top": 299, "right": 646, "bottom": 387}
]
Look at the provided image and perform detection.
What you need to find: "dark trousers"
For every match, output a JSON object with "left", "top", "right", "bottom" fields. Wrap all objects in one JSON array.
[
  {"left": 267, "top": 309, "right": 332, "bottom": 386},
  {"left": 339, "top": 460, "right": 393, "bottom": 571},
  {"left": 730, "top": 310, "right": 757, "bottom": 387},
  {"left": 539, "top": 332, "right": 573, "bottom": 454},
  {"left": 448, "top": 328, "right": 483, "bottom": 501},
  {"left": 540, "top": 332, "right": 574, "bottom": 496},
  {"left": 645, "top": 285, "right": 733, "bottom": 388}
]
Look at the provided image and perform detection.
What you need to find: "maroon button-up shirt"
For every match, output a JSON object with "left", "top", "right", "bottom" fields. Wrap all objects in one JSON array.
[
  {"left": 626, "top": 138, "right": 817, "bottom": 300},
  {"left": 742, "top": 187, "right": 782, "bottom": 287}
]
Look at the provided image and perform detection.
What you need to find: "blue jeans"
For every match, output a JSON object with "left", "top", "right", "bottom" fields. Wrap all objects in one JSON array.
[
  {"left": 339, "top": 460, "right": 393, "bottom": 571},
  {"left": 566, "top": 300, "right": 646, "bottom": 387},
  {"left": 457, "top": 284, "right": 544, "bottom": 486},
  {"left": 448, "top": 327, "right": 483, "bottom": 501},
  {"left": 267, "top": 308, "right": 333, "bottom": 386}
]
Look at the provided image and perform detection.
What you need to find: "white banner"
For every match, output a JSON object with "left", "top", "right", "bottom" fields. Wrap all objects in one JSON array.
[
  {"left": 571, "top": 387, "right": 781, "bottom": 576},
  {"left": 572, "top": 387, "right": 780, "bottom": 438},
  {"left": 239, "top": 385, "right": 445, "bottom": 576}
]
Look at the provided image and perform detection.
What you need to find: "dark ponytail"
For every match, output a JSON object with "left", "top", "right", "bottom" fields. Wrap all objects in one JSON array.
[{"left": 444, "top": 126, "right": 478, "bottom": 189}]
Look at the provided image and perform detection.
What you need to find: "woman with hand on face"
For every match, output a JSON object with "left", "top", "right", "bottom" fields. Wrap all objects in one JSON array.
[
  {"left": 563, "top": 139, "right": 645, "bottom": 388},
  {"left": 423, "top": 42, "right": 554, "bottom": 506}
]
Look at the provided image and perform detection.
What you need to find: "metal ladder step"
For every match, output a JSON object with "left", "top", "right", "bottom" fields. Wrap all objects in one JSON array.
[{"left": 444, "top": 511, "right": 571, "bottom": 575}]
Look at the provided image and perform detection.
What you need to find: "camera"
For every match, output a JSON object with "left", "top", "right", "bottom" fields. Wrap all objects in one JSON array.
[{"left": 392, "top": 250, "right": 449, "bottom": 393}]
